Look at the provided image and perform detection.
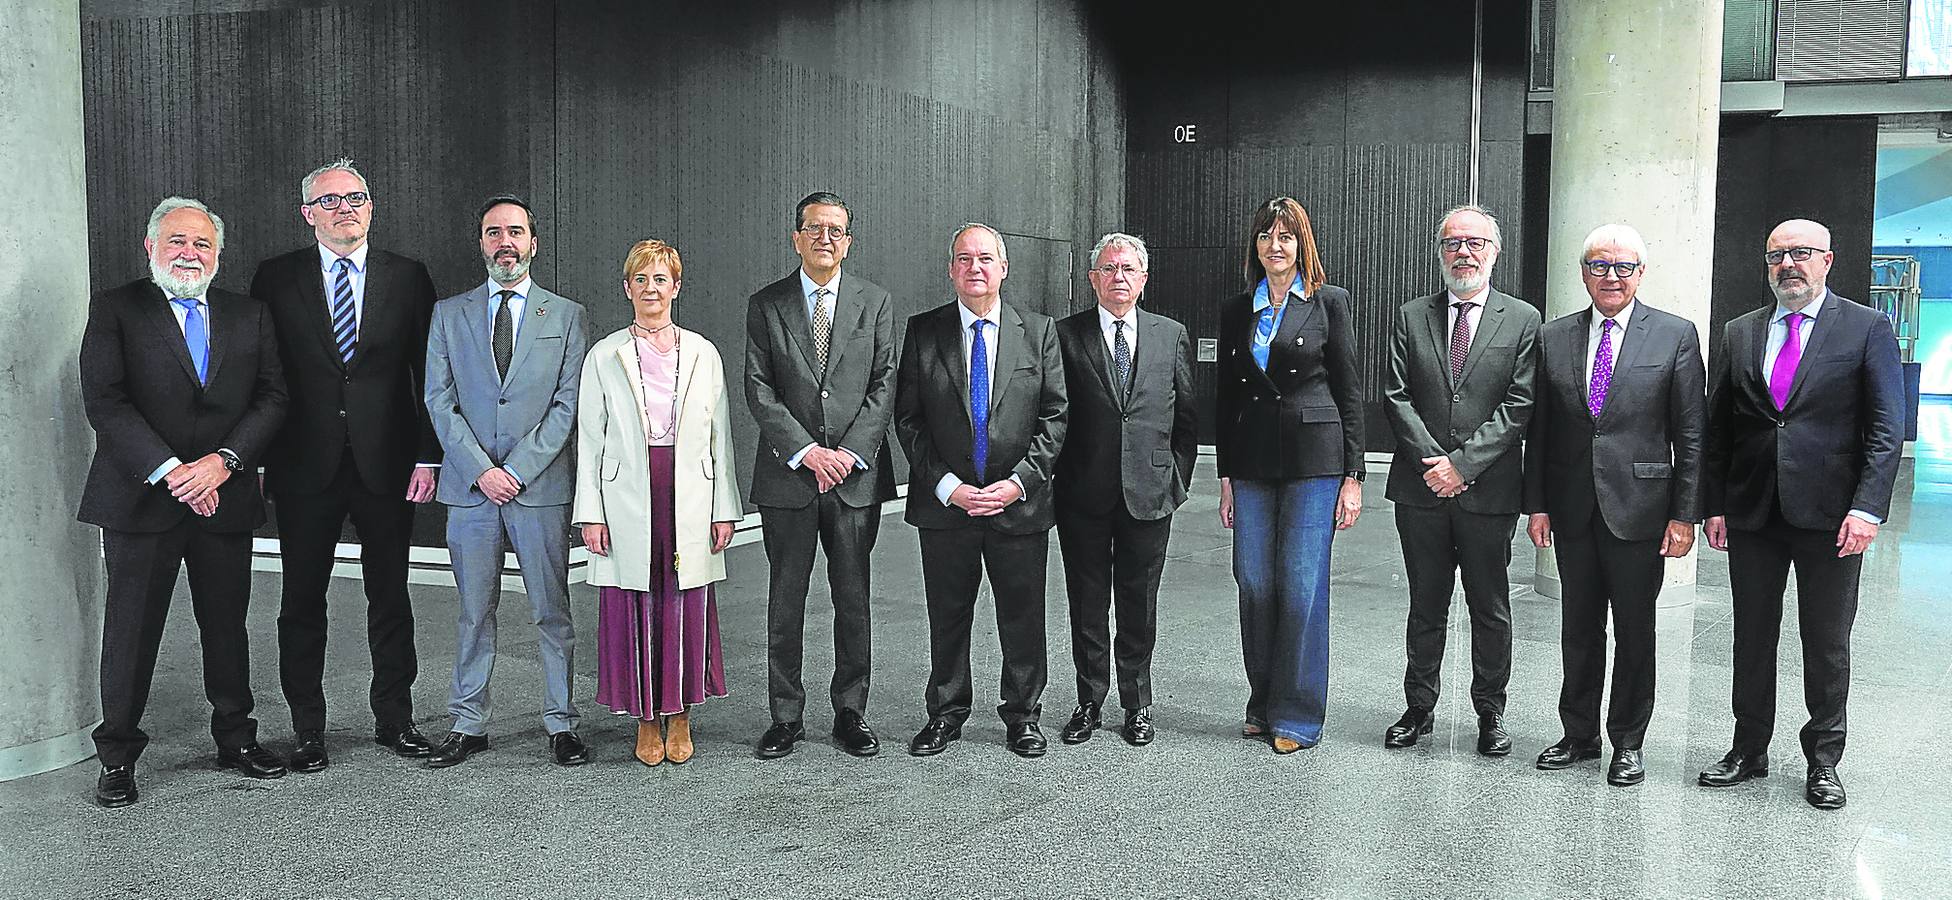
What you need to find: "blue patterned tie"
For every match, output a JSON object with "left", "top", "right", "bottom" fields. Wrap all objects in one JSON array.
[
  {"left": 969, "top": 319, "right": 989, "bottom": 481},
  {"left": 173, "top": 297, "right": 208, "bottom": 385},
  {"left": 330, "top": 257, "right": 357, "bottom": 363}
]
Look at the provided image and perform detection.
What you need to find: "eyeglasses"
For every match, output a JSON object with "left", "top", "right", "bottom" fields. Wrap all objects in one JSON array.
[
  {"left": 1092, "top": 264, "right": 1145, "bottom": 278},
  {"left": 303, "top": 192, "right": 371, "bottom": 210},
  {"left": 1584, "top": 260, "right": 1643, "bottom": 278},
  {"left": 1764, "top": 247, "right": 1827, "bottom": 265},
  {"left": 1440, "top": 237, "right": 1495, "bottom": 253},
  {"left": 797, "top": 224, "right": 849, "bottom": 241}
]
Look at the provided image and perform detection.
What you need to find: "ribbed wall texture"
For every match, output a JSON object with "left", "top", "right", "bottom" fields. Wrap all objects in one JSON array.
[{"left": 1776, "top": 0, "right": 1909, "bottom": 81}]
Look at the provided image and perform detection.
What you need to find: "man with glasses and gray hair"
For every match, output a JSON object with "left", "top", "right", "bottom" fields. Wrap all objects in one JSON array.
[
  {"left": 1698, "top": 218, "right": 1903, "bottom": 810},
  {"left": 250, "top": 157, "right": 441, "bottom": 772},
  {"left": 1522, "top": 223, "right": 1706, "bottom": 787},
  {"left": 1052, "top": 232, "right": 1196, "bottom": 747}
]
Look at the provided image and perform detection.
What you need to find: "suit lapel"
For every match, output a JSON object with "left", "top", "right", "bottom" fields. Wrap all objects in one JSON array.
[
  {"left": 1132, "top": 312, "right": 1169, "bottom": 409},
  {"left": 1423, "top": 294, "right": 1453, "bottom": 389},
  {"left": 1077, "top": 313, "right": 1119, "bottom": 407},
  {"left": 507, "top": 286, "right": 551, "bottom": 378},
  {"left": 774, "top": 277, "right": 822, "bottom": 378},
  {"left": 1783, "top": 292, "right": 1841, "bottom": 409},
  {"left": 824, "top": 276, "right": 870, "bottom": 377},
  {"left": 673, "top": 326, "right": 698, "bottom": 431},
  {"left": 1597, "top": 308, "right": 1653, "bottom": 422},
  {"left": 1456, "top": 292, "right": 1506, "bottom": 387},
  {"left": 203, "top": 293, "right": 236, "bottom": 387},
  {"left": 1743, "top": 306, "right": 1772, "bottom": 406},
  {"left": 1559, "top": 310, "right": 1593, "bottom": 418},
  {"left": 937, "top": 306, "right": 973, "bottom": 420},
  {"left": 991, "top": 303, "right": 1024, "bottom": 414},
  {"left": 462, "top": 284, "right": 492, "bottom": 378},
  {"left": 141, "top": 286, "right": 203, "bottom": 387},
  {"left": 613, "top": 336, "right": 650, "bottom": 438},
  {"left": 302, "top": 252, "right": 347, "bottom": 371}
]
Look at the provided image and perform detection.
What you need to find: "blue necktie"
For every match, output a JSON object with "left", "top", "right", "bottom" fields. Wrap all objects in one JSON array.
[
  {"left": 330, "top": 257, "right": 357, "bottom": 363},
  {"left": 969, "top": 319, "right": 989, "bottom": 481},
  {"left": 173, "top": 297, "right": 208, "bottom": 385}
]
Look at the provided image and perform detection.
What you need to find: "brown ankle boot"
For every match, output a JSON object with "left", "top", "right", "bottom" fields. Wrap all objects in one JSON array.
[
  {"left": 666, "top": 711, "right": 694, "bottom": 764},
  {"left": 634, "top": 719, "right": 664, "bottom": 766}
]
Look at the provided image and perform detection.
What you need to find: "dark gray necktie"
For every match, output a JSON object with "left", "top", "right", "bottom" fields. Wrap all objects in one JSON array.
[
  {"left": 493, "top": 289, "right": 515, "bottom": 378},
  {"left": 1112, "top": 318, "right": 1132, "bottom": 392}
]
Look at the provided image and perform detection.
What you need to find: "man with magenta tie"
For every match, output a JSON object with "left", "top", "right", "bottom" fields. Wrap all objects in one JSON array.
[{"left": 1699, "top": 218, "right": 1904, "bottom": 810}]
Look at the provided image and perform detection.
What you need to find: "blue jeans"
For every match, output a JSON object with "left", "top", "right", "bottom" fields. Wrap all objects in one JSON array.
[{"left": 1232, "top": 476, "right": 1338, "bottom": 745}]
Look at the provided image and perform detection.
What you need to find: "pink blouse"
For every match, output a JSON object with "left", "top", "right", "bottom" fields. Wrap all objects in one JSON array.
[{"left": 632, "top": 333, "right": 678, "bottom": 447}]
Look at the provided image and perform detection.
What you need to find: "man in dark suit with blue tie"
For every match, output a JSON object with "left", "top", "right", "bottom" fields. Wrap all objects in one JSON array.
[
  {"left": 894, "top": 222, "right": 1067, "bottom": 759},
  {"left": 1053, "top": 233, "right": 1196, "bottom": 747},
  {"left": 79, "top": 197, "right": 290, "bottom": 806},
  {"left": 1699, "top": 218, "right": 1903, "bottom": 810}
]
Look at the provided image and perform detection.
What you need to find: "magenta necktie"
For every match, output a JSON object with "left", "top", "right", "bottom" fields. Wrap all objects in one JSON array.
[
  {"left": 1769, "top": 312, "right": 1807, "bottom": 410},
  {"left": 1587, "top": 319, "right": 1614, "bottom": 419}
]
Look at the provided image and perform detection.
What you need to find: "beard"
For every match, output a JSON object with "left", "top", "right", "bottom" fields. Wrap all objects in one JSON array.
[
  {"left": 1443, "top": 264, "right": 1489, "bottom": 296},
  {"left": 149, "top": 258, "right": 217, "bottom": 298},
  {"left": 485, "top": 251, "right": 532, "bottom": 284},
  {"left": 1770, "top": 273, "right": 1819, "bottom": 307}
]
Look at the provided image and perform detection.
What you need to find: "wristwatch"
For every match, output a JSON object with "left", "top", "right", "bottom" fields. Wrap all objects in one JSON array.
[
  {"left": 217, "top": 449, "right": 244, "bottom": 472},
  {"left": 1345, "top": 469, "right": 1365, "bottom": 483}
]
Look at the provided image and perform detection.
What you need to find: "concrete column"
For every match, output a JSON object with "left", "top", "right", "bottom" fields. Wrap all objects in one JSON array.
[
  {"left": 0, "top": 0, "right": 104, "bottom": 780},
  {"left": 1537, "top": 0, "right": 1723, "bottom": 607}
]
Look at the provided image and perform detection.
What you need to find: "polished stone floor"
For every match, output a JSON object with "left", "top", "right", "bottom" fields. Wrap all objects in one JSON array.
[{"left": 5, "top": 416, "right": 1951, "bottom": 898}]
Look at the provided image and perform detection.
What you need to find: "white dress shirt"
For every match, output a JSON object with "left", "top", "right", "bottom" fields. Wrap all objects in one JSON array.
[
  {"left": 934, "top": 300, "right": 1023, "bottom": 505},
  {"left": 317, "top": 242, "right": 371, "bottom": 337},
  {"left": 1446, "top": 288, "right": 1488, "bottom": 351},
  {"left": 1098, "top": 304, "right": 1139, "bottom": 362},
  {"left": 1585, "top": 300, "right": 1635, "bottom": 386}
]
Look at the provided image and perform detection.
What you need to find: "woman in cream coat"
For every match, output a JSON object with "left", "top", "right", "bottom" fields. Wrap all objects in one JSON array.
[{"left": 574, "top": 239, "right": 742, "bottom": 766}]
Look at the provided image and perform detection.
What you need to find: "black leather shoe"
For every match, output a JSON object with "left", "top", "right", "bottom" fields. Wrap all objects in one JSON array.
[
  {"left": 289, "top": 731, "right": 328, "bottom": 773},
  {"left": 755, "top": 721, "right": 805, "bottom": 759},
  {"left": 1535, "top": 736, "right": 1602, "bottom": 770},
  {"left": 1384, "top": 708, "right": 1433, "bottom": 749},
  {"left": 1806, "top": 766, "right": 1846, "bottom": 810},
  {"left": 95, "top": 764, "right": 137, "bottom": 808},
  {"left": 1477, "top": 713, "right": 1512, "bottom": 757},
  {"left": 1007, "top": 722, "right": 1048, "bottom": 758},
  {"left": 1122, "top": 707, "right": 1154, "bottom": 746},
  {"left": 832, "top": 712, "right": 879, "bottom": 758},
  {"left": 907, "top": 718, "right": 962, "bottom": 757},
  {"left": 1698, "top": 750, "right": 1769, "bottom": 787},
  {"left": 424, "top": 732, "right": 489, "bottom": 768},
  {"left": 375, "top": 724, "right": 434, "bottom": 758},
  {"left": 550, "top": 732, "right": 589, "bottom": 767},
  {"left": 217, "top": 743, "right": 288, "bottom": 779},
  {"left": 1060, "top": 703, "right": 1101, "bottom": 745},
  {"left": 1607, "top": 748, "right": 1646, "bottom": 786}
]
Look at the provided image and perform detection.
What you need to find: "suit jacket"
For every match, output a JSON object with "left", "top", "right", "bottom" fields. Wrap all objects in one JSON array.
[
  {"left": 424, "top": 283, "right": 588, "bottom": 507},
  {"left": 1704, "top": 291, "right": 1904, "bottom": 531},
  {"left": 1054, "top": 307, "right": 1197, "bottom": 520},
  {"left": 1522, "top": 302, "right": 1706, "bottom": 541},
  {"left": 894, "top": 300, "right": 1067, "bottom": 534},
  {"left": 1213, "top": 284, "right": 1365, "bottom": 480},
  {"left": 78, "top": 279, "right": 288, "bottom": 533},
  {"left": 250, "top": 245, "right": 439, "bottom": 496},
  {"left": 743, "top": 269, "right": 898, "bottom": 509},
  {"left": 1383, "top": 288, "right": 1541, "bottom": 514},
  {"left": 572, "top": 326, "right": 743, "bottom": 591}
]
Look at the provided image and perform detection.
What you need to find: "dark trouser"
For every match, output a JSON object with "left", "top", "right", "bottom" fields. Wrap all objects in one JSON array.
[
  {"left": 95, "top": 523, "right": 257, "bottom": 766},
  {"left": 917, "top": 526, "right": 1048, "bottom": 728},
  {"left": 1729, "top": 509, "right": 1861, "bottom": 768},
  {"left": 759, "top": 492, "right": 881, "bottom": 724},
  {"left": 275, "top": 456, "right": 419, "bottom": 734},
  {"left": 1056, "top": 501, "right": 1171, "bottom": 711},
  {"left": 1395, "top": 503, "right": 1516, "bottom": 717},
  {"left": 1553, "top": 508, "right": 1663, "bottom": 749}
]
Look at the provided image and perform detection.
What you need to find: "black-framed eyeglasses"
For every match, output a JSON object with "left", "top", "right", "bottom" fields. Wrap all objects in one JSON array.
[
  {"left": 797, "top": 224, "right": 849, "bottom": 241},
  {"left": 1764, "top": 247, "right": 1827, "bottom": 265},
  {"left": 1440, "top": 236, "right": 1494, "bottom": 253},
  {"left": 1584, "top": 260, "right": 1643, "bottom": 278},
  {"left": 303, "top": 192, "right": 370, "bottom": 210},
  {"left": 1092, "top": 264, "right": 1144, "bottom": 278}
]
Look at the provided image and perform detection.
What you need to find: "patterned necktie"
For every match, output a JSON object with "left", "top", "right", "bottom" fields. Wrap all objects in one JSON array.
[
  {"left": 1112, "top": 318, "right": 1132, "bottom": 393},
  {"left": 969, "top": 319, "right": 989, "bottom": 481},
  {"left": 173, "top": 297, "right": 208, "bottom": 385},
  {"left": 1587, "top": 319, "right": 1615, "bottom": 419},
  {"left": 330, "top": 257, "right": 357, "bottom": 363},
  {"left": 1769, "top": 311, "right": 1807, "bottom": 410},
  {"left": 492, "top": 289, "right": 515, "bottom": 378},
  {"left": 811, "top": 287, "right": 832, "bottom": 370},
  {"left": 1449, "top": 301, "right": 1476, "bottom": 382}
]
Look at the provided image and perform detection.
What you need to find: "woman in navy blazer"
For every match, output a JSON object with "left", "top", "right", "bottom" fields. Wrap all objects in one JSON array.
[{"left": 1214, "top": 197, "right": 1365, "bottom": 752}]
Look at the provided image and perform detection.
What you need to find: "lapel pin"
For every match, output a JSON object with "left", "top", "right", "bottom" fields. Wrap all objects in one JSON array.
[
  {"left": 535, "top": 308, "right": 546, "bottom": 317},
  {"left": 1295, "top": 336, "right": 1305, "bottom": 346}
]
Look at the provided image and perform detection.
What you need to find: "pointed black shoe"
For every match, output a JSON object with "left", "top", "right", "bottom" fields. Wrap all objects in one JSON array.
[
  {"left": 1607, "top": 748, "right": 1645, "bottom": 786},
  {"left": 832, "top": 711, "right": 879, "bottom": 758},
  {"left": 1698, "top": 750, "right": 1769, "bottom": 787},
  {"left": 95, "top": 764, "right": 137, "bottom": 808},
  {"left": 1060, "top": 703, "right": 1101, "bottom": 745},
  {"left": 1535, "top": 737, "right": 1602, "bottom": 770},
  {"left": 1384, "top": 708, "right": 1433, "bottom": 749},
  {"left": 755, "top": 721, "right": 805, "bottom": 759}
]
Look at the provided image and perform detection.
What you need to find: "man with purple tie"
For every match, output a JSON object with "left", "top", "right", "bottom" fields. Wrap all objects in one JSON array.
[{"left": 1699, "top": 219, "right": 1904, "bottom": 810}]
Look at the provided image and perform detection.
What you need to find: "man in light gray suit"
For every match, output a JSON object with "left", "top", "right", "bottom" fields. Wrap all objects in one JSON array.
[
  {"left": 746, "top": 192, "right": 898, "bottom": 759},
  {"left": 422, "top": 195, "right": 589, "bottom": 768}
]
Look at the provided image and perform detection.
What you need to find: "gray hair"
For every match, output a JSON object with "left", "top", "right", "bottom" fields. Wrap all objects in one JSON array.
[
  {"left": 1089, "top": 232, "right": 1150, "bottom": 272},
  {"left": 146, "top": 196, "right": 226, "bottom": 251},
  {"left": 1435, "top": 204, "right": 1504, "bottom": 248},
  {"left": 951, "top": 222, "right": 1008, "bottom": 264},
  {"left": 1580, "top": 223, "right": 1650, "bottom": 265},
  {"left": 300, "top": 157, "right": 369, "bottom": 201}
]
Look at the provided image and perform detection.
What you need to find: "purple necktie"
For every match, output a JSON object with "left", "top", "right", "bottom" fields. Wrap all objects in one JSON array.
[
  {"left": 1587, "top": 319, "right": 1614, "bottom": 419},
  {"left": 1769, "top": 312, "right": 1807, "bottom": 410}
]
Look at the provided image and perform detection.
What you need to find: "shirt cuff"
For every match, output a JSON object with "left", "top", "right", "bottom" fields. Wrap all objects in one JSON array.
[
  {"left": 1847, "top": 509, "right": 1883, "bottom": 525},
  {"left": 839, "top": 447, "right": 867, "bottom": 470},
  {"left": 1010, "top": 474, "right": 1026, "bottom": 502},
  {"left": 787, "top": 443, "right": 818, "bottom": 469},
  {"left": 934, "top": 473, "right": 962, "bottom": 506},
  {"left": 417, "top": 462, "right": 440, "bottom": 468},
  {"left": 147, "top": 457, "right": 183, "bottom": 485},
  {"left": 503, "top": 465, "right": 524, "bottom": 486}
]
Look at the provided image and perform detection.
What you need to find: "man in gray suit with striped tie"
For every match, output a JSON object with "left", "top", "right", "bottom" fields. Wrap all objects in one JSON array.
[{"left": 422, "top": 195, "right": 590, "bottom": 768}]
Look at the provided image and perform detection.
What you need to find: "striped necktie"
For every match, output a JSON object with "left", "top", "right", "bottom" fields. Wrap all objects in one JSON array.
[{"left": 330, "top": 257, "right": 357, "bottom": 363}]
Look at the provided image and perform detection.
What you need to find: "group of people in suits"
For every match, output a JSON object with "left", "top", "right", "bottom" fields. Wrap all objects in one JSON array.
[{"left": 77, "top": 171, "right": 1899, "bottom": 814}]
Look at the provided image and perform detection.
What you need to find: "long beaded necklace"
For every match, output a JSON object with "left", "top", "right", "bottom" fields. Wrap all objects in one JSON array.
[{"left": 628, "top": 320, "right": 680, "bottom": 442}]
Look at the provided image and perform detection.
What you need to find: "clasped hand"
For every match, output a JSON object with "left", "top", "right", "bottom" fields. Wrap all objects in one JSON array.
[
  {"left": 950, "top": 479, "right": 1022, "bottom": 516},
  {"left": 802, "top": 446, "right": 855, "bottom": 493},
  {"left": 476, "top": 467, "right": 522, "bottom": 505},
  {"left": 166, "top": 454, "right": 229, "bottom": 517},
  {"left": 1421, "top": 455, "right": 1467, "bottom": 498}
]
